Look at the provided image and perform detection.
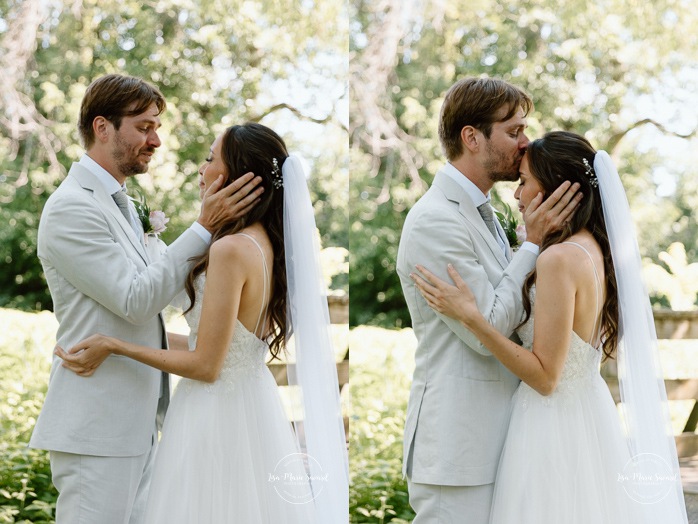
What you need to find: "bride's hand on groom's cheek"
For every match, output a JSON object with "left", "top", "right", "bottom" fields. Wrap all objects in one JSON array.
[
  {"left": 197, "top": 172, "right": 265, "bottom": 232},
  {"left": 410, "top": 264, "right": 480, "bottom": 326},
  {"left": 524, "top": 181, "right": 583, "bottom": 245},
  {"left": 54, "top": 335, "right": 113, "bottom": 377}
]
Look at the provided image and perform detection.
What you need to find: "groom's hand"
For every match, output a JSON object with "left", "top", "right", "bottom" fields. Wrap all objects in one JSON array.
[
  {"left": 198, "top": 172, "right": 264, "bottom": 232},
  {"left": 523, "top": 181, "right": 583, "bottom": 246}
]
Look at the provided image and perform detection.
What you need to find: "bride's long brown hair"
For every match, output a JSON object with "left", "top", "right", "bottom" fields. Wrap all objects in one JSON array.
[
  {"left": 184, "top": 122, "right": 288, "bottom": 360},
  {"left": 520, "top": 131, "right": 619, "bottom": 361}
]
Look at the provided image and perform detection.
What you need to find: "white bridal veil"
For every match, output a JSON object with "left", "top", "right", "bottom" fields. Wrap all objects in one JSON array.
[
  {"left": 595, "top": 151, "right": 688, "bottom": 522},
  {"left": 282, "top": 155, "right": 349, "bottom": 522}
]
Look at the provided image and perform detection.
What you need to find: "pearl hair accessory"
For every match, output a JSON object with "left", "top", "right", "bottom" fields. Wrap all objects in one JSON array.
[
  {"left": 582, "top": 157, "right": 598, "bottom": 188},
  {"left": 271, "top": 158, "right": 283, "bottom": 189}
]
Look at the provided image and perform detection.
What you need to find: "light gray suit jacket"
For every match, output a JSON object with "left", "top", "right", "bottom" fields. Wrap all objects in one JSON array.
[
  {"left": 397, "top": 168, "right": 537, "bottom": 486},
  {"left": 29, "top": 163, "right": 207, "bottom": 457}
]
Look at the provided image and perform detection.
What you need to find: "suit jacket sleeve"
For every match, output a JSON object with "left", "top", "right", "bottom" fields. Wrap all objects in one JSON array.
[
  {"left": 39, "top": 191, "right": 207, "bottom": 325},
  {"left": 405, "top": 205, "right": 536, "bottom": 356}
]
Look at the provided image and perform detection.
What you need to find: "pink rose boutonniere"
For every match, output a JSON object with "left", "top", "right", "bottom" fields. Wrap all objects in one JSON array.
[
  {"left": 515, "top": 224, "right": 527, "bottom": 246},
  {"left": 133, "top": 192, "right": 169, "bottom": 245},
  {"left": 148, "top": 210, "right": 169, "bottom": 234}
]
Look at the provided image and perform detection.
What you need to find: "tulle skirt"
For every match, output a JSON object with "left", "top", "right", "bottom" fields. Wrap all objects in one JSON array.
[
  {"left": 143, "top": 369, "right": 315, "bottom": 523},
  {"left": 490, "top": 375, "right": 650, "bottom": 524}
]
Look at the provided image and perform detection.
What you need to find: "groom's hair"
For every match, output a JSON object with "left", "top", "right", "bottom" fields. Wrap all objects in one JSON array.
[
  {"left": 439, "top": 77, "right": 532, "bottom": 161},
  {"left": 78, "top": 74, "right": 166, "bottom": 148}
]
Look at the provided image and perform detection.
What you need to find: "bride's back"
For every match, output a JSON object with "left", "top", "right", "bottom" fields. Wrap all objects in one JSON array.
[
  {"left": 227, "top": 223, "right": 275, "bottom": 339},
  {"left": 557, "top": 231, "right": 606, "bottom": 347}
]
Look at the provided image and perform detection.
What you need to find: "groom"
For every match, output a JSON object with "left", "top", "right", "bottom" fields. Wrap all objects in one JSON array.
[
  {"left": 396, "top": 77, "right": 581, "bottom": 522},
  {"left": 29, "top": 74, "right": 262, "bottom": 524}
]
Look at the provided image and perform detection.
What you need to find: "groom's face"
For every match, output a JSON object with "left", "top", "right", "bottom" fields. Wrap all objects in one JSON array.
[
  {"left": 482, "top": 106, "right": 529, "bottom": 184},
  {"left": 110, "top": 103, "right": 162, "bottom": 178}
]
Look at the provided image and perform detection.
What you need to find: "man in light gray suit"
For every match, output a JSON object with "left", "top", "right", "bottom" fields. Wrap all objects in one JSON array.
[
  {"left": 397, "top": 77, "right": 582, "bottom": 522},
  {"left": 29, "top": 74, "right": 262, "bottom": 524}
]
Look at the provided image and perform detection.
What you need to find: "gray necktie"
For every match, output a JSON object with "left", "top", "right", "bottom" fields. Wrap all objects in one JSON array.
[
  {"left": 112, "top": 189, "right": 138, "bottom": 235},
  {"left": 477, "top": 202, "right": 499, "bottom": 241}
]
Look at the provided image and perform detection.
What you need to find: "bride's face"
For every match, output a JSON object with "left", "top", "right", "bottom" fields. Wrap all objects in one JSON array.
[
  {"left": 198, "top": 133, "right": 227, "bottom": 198},
  {"left": 514, "top": 154, "right": 544, "bottom": 213}
]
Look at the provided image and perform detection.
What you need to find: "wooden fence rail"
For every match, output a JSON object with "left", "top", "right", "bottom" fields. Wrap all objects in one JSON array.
[
  {"left": 602, "top": 310, "right": 698, "bottom": 458},
  {"left": 269, "top": 293, "right": 349, "bottom": 437}
]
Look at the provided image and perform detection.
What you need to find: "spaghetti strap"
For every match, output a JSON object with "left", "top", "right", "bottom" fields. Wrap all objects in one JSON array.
[
  {"left": 235, "top": 233, "right": 269, "bottom": 337},
  {"left": 562, "top": 241, "right": 602, "bottom": 346}
]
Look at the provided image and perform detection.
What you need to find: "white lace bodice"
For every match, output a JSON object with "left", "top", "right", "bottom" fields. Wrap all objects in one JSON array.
[{"left": 181, "top": 275, "right": 268, "bottom": 391}]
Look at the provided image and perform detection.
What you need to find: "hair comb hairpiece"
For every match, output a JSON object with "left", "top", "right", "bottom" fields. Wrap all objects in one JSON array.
[
  {"left": 271, "top": 157, "right": 283, "bottom": 189},
  {"left": 582, "top": 157, "right": 598, "bottom": 188}
]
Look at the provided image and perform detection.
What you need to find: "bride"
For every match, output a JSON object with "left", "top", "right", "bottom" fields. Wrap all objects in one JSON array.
[
  {"left": 57, "top": 122, "right": 348, "bottom": 522},
  {"left": 412, "top": 131, "right": 687, "bottom": 523}
]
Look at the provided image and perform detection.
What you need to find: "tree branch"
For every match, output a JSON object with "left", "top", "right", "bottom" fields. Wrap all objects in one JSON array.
[
  {"left": 607, "top": 118, "right": 698, "bottom": 153},
  {"left": 250, "top": 102, "right": 348, "bottom": 132},
  {"left": 350, "top": 0, "right": 427, "bottom": 204},
  {"left": 0, "top": 0, "right": 63, "bottom": 183}
]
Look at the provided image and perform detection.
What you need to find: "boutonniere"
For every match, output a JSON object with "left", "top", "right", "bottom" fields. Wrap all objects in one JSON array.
[
  {"left": 493, "top": 202, "right": 526, "bottom": 250},
  {"left": 133, "top": 192, "right": 169, "bottom": 244}
]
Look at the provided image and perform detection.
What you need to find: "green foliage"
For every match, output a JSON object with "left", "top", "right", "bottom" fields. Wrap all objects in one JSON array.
[
  {"left": 643, "top": 243, "right": 698, "bottom": 310},
  {"left": 0, "top": 186, "right": 47, "bottom": 311},
  {"left": 0, "top": 309, "right": 58, "bottom": 523},
  {"left": 349, "top": 326, "right": 416, "bottom": 523},
  {"left": 350, "top": 0, "right": 698, "bottom": 327},
  {"left": 349, "top": 207, "right": 407, "bottom": 328},
  {"left": 0, "top": 0, "right": 348, "bottom": 311}
]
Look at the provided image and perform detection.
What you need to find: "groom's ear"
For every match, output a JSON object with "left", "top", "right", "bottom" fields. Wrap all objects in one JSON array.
[
  {"left": 93, "top": 116, "right": 111, "bottom": 144},
  {"left": 460, "top": 126, "right": 481, "bottom": 153}
]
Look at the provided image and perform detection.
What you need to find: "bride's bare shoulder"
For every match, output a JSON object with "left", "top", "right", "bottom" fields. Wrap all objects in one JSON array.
[
  {"left": 535, "top": 242, "right": 578, "bottom": 270},
  {"left": 536, "top": 234, "right": 602, "bottom": 281},
  {"left": 210, "top": 226, "right": 271, "bottom": 267}
]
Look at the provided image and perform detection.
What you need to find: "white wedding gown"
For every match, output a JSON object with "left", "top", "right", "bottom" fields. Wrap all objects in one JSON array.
[
  {"left": 144, "top": 235, "right": 315, "bottom": 523},
  {"left": 490, "top": 242, "right": 648, "bottom": 523}
]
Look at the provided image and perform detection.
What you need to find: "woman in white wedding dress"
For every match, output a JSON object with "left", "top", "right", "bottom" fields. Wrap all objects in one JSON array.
[
  {"left": 412, "top": 131, "right": 687, "bottom": 523},
  {"left": 57, "top": 123, "right": 348, "bottom": 523}
]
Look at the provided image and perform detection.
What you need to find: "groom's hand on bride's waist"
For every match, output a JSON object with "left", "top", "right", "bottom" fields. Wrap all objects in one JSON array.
[
  {"left": 198, "top": 172, "right": 264, "bottom": 232},
  {"left": 523, "top": 181, "right": 583, "bottom": 246}
]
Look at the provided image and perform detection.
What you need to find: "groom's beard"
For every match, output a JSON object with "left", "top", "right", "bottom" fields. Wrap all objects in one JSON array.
[
  {"left": 484, "top": 140, "right": 523, "bottom": 183},
  {"left": 112, "top": 132, "right": 154, "bottom": 178}
]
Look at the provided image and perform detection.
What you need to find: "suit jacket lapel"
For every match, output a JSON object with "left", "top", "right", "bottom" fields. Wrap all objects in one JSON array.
[
  {"left": 433, "top": 170, "right": 508, "bottom": 269},
  {"left": 68, "top": 164, "right": 149, "bottom": 264}
]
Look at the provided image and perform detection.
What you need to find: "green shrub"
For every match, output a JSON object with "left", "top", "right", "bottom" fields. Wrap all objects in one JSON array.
[
  {"left": 0, "top": 309, "right": 57, "bottom": 523},
  {"left": 349, "top": 326, "right": 416, "bottom": 523}
]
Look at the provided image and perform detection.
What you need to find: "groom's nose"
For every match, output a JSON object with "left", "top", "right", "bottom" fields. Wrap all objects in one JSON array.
[
  {"left": 146, "top": 129, "right": 161, "bottom": 149},
  {"left": 518, "top": 133, "right": 530, "bottom": 150}
]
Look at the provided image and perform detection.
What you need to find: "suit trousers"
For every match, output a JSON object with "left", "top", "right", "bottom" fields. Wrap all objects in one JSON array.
[
  {"left": 50, "top": 427, "right": 158, "bottom": 524},
  {"left": 408, "top": 479, "right": 494, "bottom": 524}
]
